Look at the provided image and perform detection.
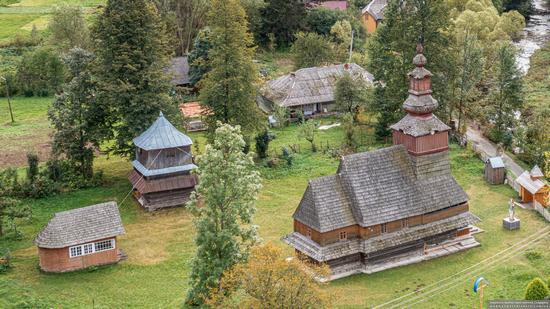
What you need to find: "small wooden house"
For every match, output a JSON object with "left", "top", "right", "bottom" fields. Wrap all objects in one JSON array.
[
  {"left": 129, "top": 112, "right": 198, "bottom": 211},
  {"left": 516, "top": 166, "right": 549, "bottom": 208},
  {"left": 35, "top": 202, "right": 125, "bottom": 273},
  {"left": 179, "top": 101, "right": 209, "bottom": 132},
  {"left": 259, "top": 63, "right": 374, "bottom": 116},
  {"left": 361, "top": 0, "right": 387, "bottom": 33},
  {"left": 484, "top": 157, "right": 506, "bottom": 184}
]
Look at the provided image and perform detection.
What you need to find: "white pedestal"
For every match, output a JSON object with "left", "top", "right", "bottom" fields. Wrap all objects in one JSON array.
[{"left": 503, "top": 217, "right": 520, "bottom": 230}]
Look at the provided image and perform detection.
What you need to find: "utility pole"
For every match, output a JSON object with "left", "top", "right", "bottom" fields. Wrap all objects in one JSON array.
[
  {"left": 1, "top": 76, "right": 14, "bottom": 123},
  {"left": 348, "top": 29, "right": 355, "bottom": 64}
]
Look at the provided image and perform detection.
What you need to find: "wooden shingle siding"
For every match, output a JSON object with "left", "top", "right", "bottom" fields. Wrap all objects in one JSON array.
[{"left": 393, "top": 130, "right": 449, "bottom": 155}]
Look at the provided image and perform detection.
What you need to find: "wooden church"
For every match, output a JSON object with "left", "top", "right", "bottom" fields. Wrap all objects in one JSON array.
[
  {"left": 128, "top": 112, "right": 198, "bottom": 211},
  {"left": 283, "top": 44, "right": 480, "bottom": 279}
]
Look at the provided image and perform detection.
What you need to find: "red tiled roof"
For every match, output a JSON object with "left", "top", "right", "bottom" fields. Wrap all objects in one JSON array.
[
  {"left": 320, "top": 1, "right": 348, "bottom": 10},
  {"left": 179, "top": 102, "right": 211, "bottom": 118}
]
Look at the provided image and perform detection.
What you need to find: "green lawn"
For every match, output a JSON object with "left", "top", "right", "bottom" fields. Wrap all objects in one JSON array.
[
  {"left": 0, "top": 13, "right": 41, "bottom": 41},
  {"left": 1, "top": 107, "right": 549, "bottom": 308},
  {"left": 0, "top": 96, "right": 52, "bottom": 167}
]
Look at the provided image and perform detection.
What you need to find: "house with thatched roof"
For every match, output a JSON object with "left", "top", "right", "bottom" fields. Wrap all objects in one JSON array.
[
  {"left": 259, "top": 63, "right": 374, "bottom": 116},
  {"left": 35, "top": 202, "right": 125, "bottom": 272},
  {"left": 283, "top": 44, "right": 480, "bottom": 280},
  {"left": 128, "top": 112, "right": 198, "bottom": 211},
  {"left": 361, "top": 0, "right": 387, "bottom": 33}
]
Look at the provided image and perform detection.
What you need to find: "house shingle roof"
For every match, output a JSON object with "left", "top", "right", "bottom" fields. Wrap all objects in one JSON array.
[
  {"left": 35, "top": 202, "right": 125, "bottom": 249},
  {"left": 133, "top": 112, "right": 193, "bottom": 151},
  {"left": 488, "top": 157, "right": 505, "bottom": 169},
  {"left": 261, "top": 63, "right": 374, "bottom": 108},
  {"left": 516, "top": 171, "right": 547, "bottom": 194},
  {"left": 362, "top": 0, "right": 388, "bottom": 20},
  {"left": 168, "top": 56, "right": 190, "bottom": 86},
  {"left": 293, "top": 145, "right": 469, "bottom": 231}
]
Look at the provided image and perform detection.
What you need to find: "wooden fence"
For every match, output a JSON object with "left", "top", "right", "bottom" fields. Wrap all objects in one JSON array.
[{"left": 535, "top": 203, "right": 550, "bottom": 222}]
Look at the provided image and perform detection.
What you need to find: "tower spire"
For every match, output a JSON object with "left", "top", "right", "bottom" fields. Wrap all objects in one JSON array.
[{"left": 402, "top": 42, "right": 438, "bottom": 116}]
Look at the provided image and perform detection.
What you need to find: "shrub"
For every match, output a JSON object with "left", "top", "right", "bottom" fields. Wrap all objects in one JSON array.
[
  {"left": 26, "top": 153, "right": 39, "bottom": 183},
  {"left": 255, "top": 130, "right": 275, "bottom": 159},
  {"left": 524, "top": 250, "right": 542, "bottom": 262},
  {"left": 16, "top": 47, "right": 65, "bottom": 97},
  {"left": 0, "top": 248, "right": 11, "bottom": 272},
  {"left": 281, "top": 147, "right": 293, "bottom": 167},
  {"left": 525, "top": 278, "right": 549, "bottom": 300}
]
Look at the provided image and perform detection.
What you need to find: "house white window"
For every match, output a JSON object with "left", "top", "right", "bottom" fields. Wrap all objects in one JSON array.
[
  {"left": 339, "top": 231, "right": 347, "bottom": 241},
  {"left": 69, "top": 246, "right": 83, "bottom": 258},
  {"left": 68, "top": 239, "right": 115, "bottom": 258},
  {"left": 95, "top": 239, "right": 114, "bottom": 252}
]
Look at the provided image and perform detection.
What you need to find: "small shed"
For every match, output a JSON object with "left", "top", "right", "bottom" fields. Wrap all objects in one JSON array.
[
  {"left": 484, "top": 157, "right": 506, "bottom": 184},
  {"left": 35, "top": 202, "right": 125, "bottom": 273},
  {"left": 179, "top": 101, "right": 210, "bottom": 132},
  {"left": 129, "top": 112, "right": 198, "bottom": 211},
  {"left": 516, "top": 165, "right": 550, "bottom": 208}
]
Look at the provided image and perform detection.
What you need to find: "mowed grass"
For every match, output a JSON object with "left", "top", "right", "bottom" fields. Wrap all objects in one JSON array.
[
  {"left": 0, "top": 13, "right": 40, "bottom": 41},
  {"left": 0, "top": 96, "right": 52, "bottom": 167},
  {"left": 0, "top": 103, "right": 549, "bottom": 307}
]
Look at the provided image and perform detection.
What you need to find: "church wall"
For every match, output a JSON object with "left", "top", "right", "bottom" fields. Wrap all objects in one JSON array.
[{"left": 392, "top": 130, "right": 449, "bottom": 155}]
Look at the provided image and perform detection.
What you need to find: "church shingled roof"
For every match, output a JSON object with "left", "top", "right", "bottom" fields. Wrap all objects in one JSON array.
[
  {"left": 35, "top": 202, "right": 125, "bottom": 249},
  {"left": 293, "top": 145, "right": 469, "bottom": 231},
  {"left": 133, "top": 112, "right": 193, "bottom": 151}
]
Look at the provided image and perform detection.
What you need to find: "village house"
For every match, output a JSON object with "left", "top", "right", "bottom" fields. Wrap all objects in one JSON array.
[
  {"left": 179, "top": 101, "right": 209, "bottom": 132},
  {"left": 361, "top": 0, "right": 387, "bottom": 33},
  {"left": 283, "top": 44, "right": 480, "bottom": 279},
  {"left": 516, "top": 166, "right": 549, "bottom": 208},
  {"left": 259, "top": 63, "right": 374, "bottom": 116},
  {"left": 35, "top": 202, "right": 125, "bottom": 273},
  {"left": 128, "top": 112, "right": 198, "bottom": 211},
  {"left": 168, "top": 56, "right": 190, "bottom": 87}
]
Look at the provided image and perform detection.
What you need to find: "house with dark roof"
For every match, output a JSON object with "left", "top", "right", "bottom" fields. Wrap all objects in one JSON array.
[
  {"left": 283, "top": 44, "right": 480, "bottom": 279},
  {"left": 35, "top": 202, "right": 125, "bottom": 272},
  {"left": 167, "top": 56, "right": 190, "bottom": 87},
  {"left": 516, "top": 166, "right": 549, "bottom": 208},
  {"left": 361, "top": 0, "right": 387, "bottom": 33},
  {"left": 259, "top": 63, "right": 374, "bottom": 116},
  {"left": 128, "top": 112, "right": 198, "bottom": 211}
]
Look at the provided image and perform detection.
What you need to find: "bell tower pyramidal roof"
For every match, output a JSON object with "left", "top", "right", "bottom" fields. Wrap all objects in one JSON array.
[{"left": 391, "top": 43, "right": 450, "bottom": 155}]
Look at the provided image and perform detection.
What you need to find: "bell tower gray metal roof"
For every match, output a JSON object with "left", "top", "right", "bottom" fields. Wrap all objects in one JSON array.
[{"left": 133, "top": 112, "right": 193, "bottom": 150}]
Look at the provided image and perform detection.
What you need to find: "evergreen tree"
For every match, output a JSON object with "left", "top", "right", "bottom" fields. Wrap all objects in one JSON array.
[
  {"left": 486, "top": 42, "right": 523, "bottom": 147},
  {"left": 258, "top": 0, "right": 306, "bottom": 47},
  {"left": 368, "top": 0, "right": 455, "bottom": 140},
  {"left": 93, "top": 0, "right": 177, "bottom": 157},
  {"left": 188, "top": 27, "right": 212, "bottom": 87},
  {"left": 48, "top": 48, "right": 105, "bottom": 178},
  {"left": 199, "top": 0, "right": 263, "bottom": 137},
  {"left": 525, "top": 277, "right": 549, "bottom": 300},
  {"left": 186, "top": 123, "right": 262, "bottom": 305}
]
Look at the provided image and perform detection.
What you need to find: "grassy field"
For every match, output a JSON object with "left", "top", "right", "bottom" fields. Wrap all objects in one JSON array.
[
  {"left": 0, "top": 96, "right": 52, "bottom": 167},
  {"left": 0, "top": 0, "right": 104, "bottom": 43},
  {"left": 1, "top": 100, "right": 549, "bottom": 308}
]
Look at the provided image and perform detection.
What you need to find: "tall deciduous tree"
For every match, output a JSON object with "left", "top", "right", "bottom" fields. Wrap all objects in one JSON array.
[
  {"left": 453, "top": 33, "right": 484, "bottom": 132},
  {"left": 186, "top": 123, "right": 262, "bottom": 305},
  {"left": 291, "top": 32, "right": 335, "bottom": 69},
  {"left": 199, "top": 0, "right": 263, "bottom": 137},
  {"left": 486, "top": 42, "right": 523, "bottom": 147},
  {"left": 48, "top": 4, "right": 90, "bottom": 52},
  {"left": 0, "top": 197, "right": 30, "bottom": 237},
  {"left": 335, "top": 71, "right": 370, "bottom": 122},
  {"left": 48, "top": 48, "right": 106, "bottom": 178},
  {"left": 368, "top": 0, "right": 455, "bottom": 140},
  {"left": 93, "top": 0, "right": 177, "bottom": 157},
  {"left": 206, "top": 243, "right": 331, "bottom": 308},
  {"left": 258, "top": 0, "right": 306, "bottom": 47}
]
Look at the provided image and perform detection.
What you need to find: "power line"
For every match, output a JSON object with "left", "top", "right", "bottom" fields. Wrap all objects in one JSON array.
[
  {"left": 373, "top": 226, "right": 548, "bottom": 308},
  {"left": 382, "top": 229, "right": 550, "bottom": 309}
]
